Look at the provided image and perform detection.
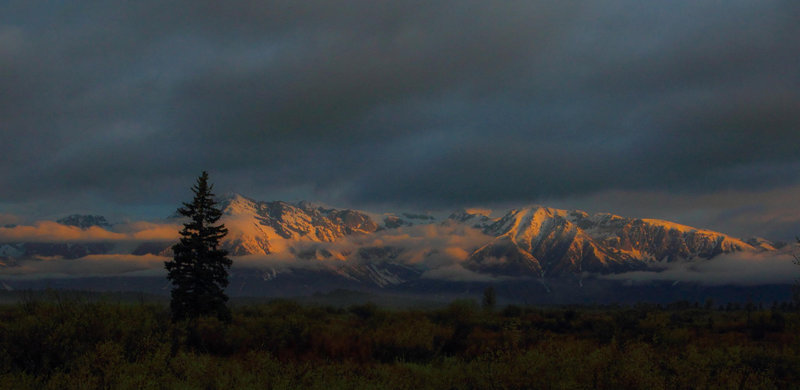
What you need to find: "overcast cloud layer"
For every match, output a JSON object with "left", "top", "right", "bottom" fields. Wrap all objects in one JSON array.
[{"left": 1, "top": 1, "right": 799, "bottom": 239}]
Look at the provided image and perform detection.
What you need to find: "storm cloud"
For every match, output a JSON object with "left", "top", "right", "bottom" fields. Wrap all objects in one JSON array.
[{"left": 1, "top": 1, "right": 799, "bottom": 239}]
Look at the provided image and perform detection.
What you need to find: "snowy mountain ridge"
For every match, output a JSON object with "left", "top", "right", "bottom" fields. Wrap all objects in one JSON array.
[
  {"left": 0, "top": 194, "right": 780, "bottom": 287},
  {"left": 465, "top": 206, "right": 758, "bottom": 277},
  {"left": 209, "top": 195, "right": 772, "bottom": 279}
]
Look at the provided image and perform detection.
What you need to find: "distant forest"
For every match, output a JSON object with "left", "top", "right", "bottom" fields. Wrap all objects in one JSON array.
[{"left": 1, "top": 292, "right": 798, "bottom": 389}]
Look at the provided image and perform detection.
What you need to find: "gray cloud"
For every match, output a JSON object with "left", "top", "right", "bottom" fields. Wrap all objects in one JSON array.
[
  {"left": 603, "top": 250, "right": 800, "bottom": 286},
  {"left": 3, "top": 254, "right": 167, "bottom": 280},
  {"left": 1, "top": 1, "right": 799, "bottom": 241}
]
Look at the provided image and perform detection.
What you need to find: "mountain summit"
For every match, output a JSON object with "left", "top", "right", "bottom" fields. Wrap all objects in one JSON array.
[
  {"left": 217, "top": 193, "right": 378, "bottom": 256},
  {"left": 465, "top": 207, "right": 755, "bottom": 277},
  {"left": 0, "top": 195, "right": 778, "bottom": 290}
]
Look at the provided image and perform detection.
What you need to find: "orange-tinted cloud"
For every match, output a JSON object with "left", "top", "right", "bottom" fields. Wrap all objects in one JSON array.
[
  {"left": 0, "top": 222, "right": 125, "bottom": 242},
  {"left": 225, "top": 223, "right": 495, "bottom": 283},
  {"left": 0, "top": 220, "right": 180, "bottom": 243},
  {"left": 123, "top": 221, "right": 181, "bottom": 241}
]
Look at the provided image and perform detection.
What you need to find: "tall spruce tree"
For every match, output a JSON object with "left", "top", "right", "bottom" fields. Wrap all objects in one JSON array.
[{"left": 165, "top": 171, "right": 232, "bottom": 322}]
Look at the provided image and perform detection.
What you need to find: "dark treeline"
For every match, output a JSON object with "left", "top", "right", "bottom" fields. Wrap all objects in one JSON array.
[{"left": 1, "top": 294, "right": 799, "bottom": 389}]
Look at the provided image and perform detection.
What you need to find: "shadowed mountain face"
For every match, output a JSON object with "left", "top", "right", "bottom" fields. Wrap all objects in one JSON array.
[
  {"left": 0, "top": 242, "right": 114, "bottom": 264},
  {"left": 56, "top": 215, "right": 111, "bottom": 229}
]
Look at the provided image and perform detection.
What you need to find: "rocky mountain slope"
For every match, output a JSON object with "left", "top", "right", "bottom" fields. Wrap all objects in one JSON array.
[
  {"left": 464, "top": 207, "right": 757, "bottom": 277},
  {"left": 0, "top": 194, "right": 777, "bottom": 286},
  {"left": 218, "top": 194, "right": 378, "bottom": 256},
  {"left": 189, "top": 195, "right": 774, "bottom": 282}
]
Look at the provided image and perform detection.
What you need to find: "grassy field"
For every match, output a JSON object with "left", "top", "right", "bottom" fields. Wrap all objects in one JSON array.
[{"left": 0, "top": 292, "right": 798, "bottom": 389}]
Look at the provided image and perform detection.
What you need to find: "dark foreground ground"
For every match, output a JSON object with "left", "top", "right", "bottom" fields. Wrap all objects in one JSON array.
[{"left": 1, "top": 291, "right": 799, "bottom": 389}]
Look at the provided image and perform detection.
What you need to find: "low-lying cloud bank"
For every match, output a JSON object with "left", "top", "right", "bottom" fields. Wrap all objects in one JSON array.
[
  {"left": 0, "top": 220, "right": 180, "bottom": 243},
  {"left": 8, "top": 248, "right": 796, "bottom": 286},
  {"left": 603, "top": 251, "right": 800, "bottom": 286},
  {"left": 0, "top": 222, "right": 504, "bottom": 282},
  {"left": 2, "top": 217, "right": 798, "bottom": 286},
  {"left": 2, "top": 254, "right": 168, "bottom": 280},
  {"left": 228, "top": 223, "right": 505, "bottom": 282}
]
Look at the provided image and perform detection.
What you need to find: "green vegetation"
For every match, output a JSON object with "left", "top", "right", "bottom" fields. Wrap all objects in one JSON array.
[{"left": 1, "top": 295, "right": 799, "bottom": 389}]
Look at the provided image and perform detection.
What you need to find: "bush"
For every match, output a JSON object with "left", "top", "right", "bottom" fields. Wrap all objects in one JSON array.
[{"left": 1, "top": 298, "right": 799, "bottom": 388}]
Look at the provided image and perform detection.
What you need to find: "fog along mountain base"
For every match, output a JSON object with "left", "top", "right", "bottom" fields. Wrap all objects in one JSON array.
[{"left": 0, "top": 194, "right": 793, "bottom": 304}]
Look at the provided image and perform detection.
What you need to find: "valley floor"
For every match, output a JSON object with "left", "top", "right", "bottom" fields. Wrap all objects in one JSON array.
[{"left": 1, "top": 295, "right": 799, "bottom": 389}]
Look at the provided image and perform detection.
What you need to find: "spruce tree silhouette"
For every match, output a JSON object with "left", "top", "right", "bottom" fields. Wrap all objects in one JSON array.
[{"left": 165, "top": 171, "right": 232, "bottom": 322}]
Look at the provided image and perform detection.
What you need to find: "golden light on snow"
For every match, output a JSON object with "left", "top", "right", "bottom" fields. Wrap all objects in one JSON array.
[{"left": 464, "top": 208, "right": 492, "bottom": 217}]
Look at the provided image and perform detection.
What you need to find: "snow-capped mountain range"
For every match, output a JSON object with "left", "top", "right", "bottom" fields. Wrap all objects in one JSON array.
[
  {"left": 464, "top": 207, "right": 766, "bottom": 277},
  {"left": 0, "top": 193, "right": 785, "bottom": 289},
  {"left": 217, "top": 194, "right": 776, "bottom": 275}
]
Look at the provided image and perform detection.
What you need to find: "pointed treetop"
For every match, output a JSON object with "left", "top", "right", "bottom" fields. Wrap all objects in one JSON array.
[{"left": 193, "top": 170, "right": 212, "bottom": 194}]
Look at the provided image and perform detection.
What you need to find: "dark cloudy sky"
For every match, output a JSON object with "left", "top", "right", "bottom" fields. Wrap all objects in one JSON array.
[{"left": 1, "top": 1, "right": 799, "bottom": 240}]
